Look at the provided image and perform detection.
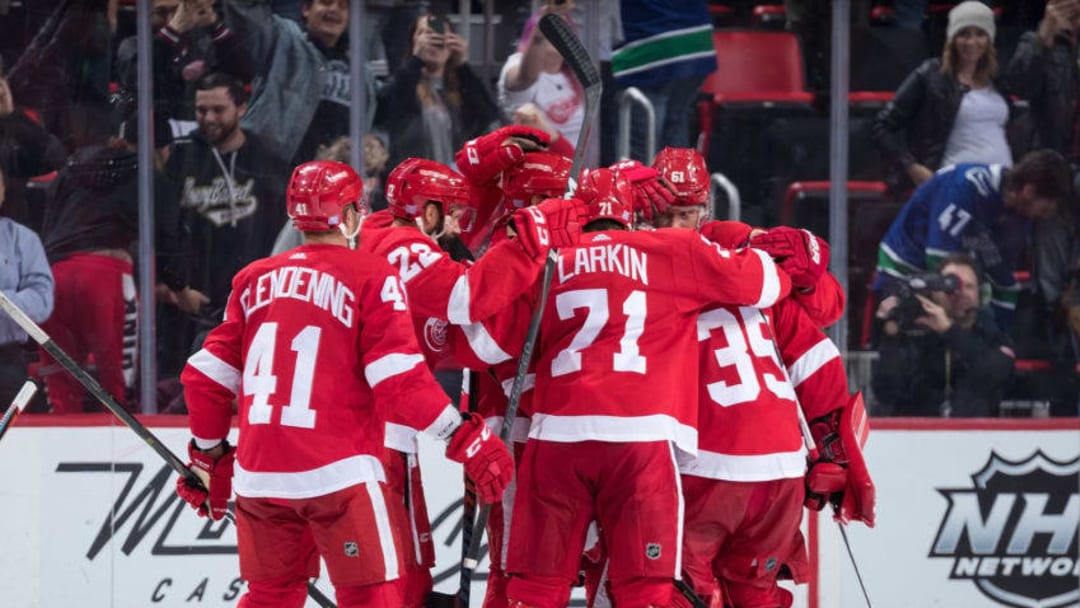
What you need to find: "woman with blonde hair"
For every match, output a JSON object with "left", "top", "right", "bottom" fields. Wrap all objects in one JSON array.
[{"left": 874, "top": 1, "right": 1015, "bottom": 189}]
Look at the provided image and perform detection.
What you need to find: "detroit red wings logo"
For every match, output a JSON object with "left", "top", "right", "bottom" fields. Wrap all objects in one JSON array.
[{"left": 423, "top": 318, "right": 449, "bottom": 354}]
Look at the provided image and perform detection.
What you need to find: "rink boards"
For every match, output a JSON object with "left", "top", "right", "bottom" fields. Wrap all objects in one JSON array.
[{"left": 0, "top": 415, "right": 1075, "bottom": 608}]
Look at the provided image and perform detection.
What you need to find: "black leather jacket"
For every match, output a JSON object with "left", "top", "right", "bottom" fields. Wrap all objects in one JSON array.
[
  {"left": 873, "top": 58, "right": 1014, "bottom": 178},
  {"left": 1006, "top": 30, "right": 1079, "bottom": 156}
]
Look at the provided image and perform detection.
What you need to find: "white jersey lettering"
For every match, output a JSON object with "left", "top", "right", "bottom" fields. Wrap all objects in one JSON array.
[
  {"left": 557, "top": 245, "right": 649, "bottom": 285},
  {"left": 241, "top": 266, "right": 356, "bottom": 328}
]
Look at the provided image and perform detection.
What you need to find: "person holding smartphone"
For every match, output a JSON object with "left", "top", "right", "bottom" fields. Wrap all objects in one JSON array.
[
  {"left": 498, "top": 1, "right": 585, "bottom": 151},
  {"left": 374, "top": 13, "right": 501, "bottom": 169}
]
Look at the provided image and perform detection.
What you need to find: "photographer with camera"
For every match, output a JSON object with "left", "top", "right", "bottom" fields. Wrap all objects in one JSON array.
[{"left": 872, "top": 254, "right": 1016, "bottom": 417}]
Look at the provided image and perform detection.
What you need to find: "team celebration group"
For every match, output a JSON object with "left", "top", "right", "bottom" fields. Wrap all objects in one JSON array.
[{"left": 174, "top": 125, "right": 876, "bottom": 608}]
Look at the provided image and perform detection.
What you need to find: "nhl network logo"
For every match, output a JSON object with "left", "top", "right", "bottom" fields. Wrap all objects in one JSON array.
[{"left": 929, "top": 450, "right": 1079, "bottom": 608}]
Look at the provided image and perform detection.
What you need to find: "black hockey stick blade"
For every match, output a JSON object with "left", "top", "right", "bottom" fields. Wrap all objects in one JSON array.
[
  {"left": 538, "top": 14, "right": 601, "bottom": 90},
  {"left": 538, "top": 13, "right": 601, "bottom": 196},
  {"left": 0, "top": 380, "right": 36, "bottom": 444},
  {"left": 426, "top": 591, "right": 460, "bottom": 608},
  {"left": 457, "top": 372, "right": 481, "bottom": 606},
  {"left": 674, "top": 579, "right": 709, "bottom": 608},
  {"left": 300, "top": 575, "right": 337, "bottom": 608},
  {"left": 0, "top": 292, "right": 337, "bottom": 608}
]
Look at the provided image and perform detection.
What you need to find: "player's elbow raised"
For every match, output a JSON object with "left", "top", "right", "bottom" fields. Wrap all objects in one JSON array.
[{"left": 749, "top": 248, "right": 790, "bottom": 308}]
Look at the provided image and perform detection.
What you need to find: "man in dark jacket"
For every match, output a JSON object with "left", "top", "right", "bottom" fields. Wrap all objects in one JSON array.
[
  {"left": 115, "top": 0, "right": 254, "bottom": 138},
  {"left": 1005, "top": 0, "right": 1080, "bottom": 158},
  {"left": 872, "top": 254, "right": 1015, "bottom": 417},
  {"left": 1006, "top": 0, "right": 1080, "bottom": 415},
  {"left": 0, "top": 63, "right": 66, "bottom": 230},
  {"left": 156, "top": 72, "right": 287, "bottom": 376}
]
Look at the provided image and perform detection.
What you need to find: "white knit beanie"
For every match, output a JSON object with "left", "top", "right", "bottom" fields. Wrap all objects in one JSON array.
[{"left": 947, "top": 1, "right": 995, "bottom": 42}]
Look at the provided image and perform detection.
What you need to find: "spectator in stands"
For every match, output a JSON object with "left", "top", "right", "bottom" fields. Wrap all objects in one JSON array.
[
  {"left": 1006, "top": 0, "right": 1080, "bottom": 159},
  {"left": 499, "top": 3, "right": 584, "bottom": 152},
  {"left": 1007, "top": 1, "right": 1080, "bottom": 416},
  {"left": 0, "top": 62, "right": 66, "bottom": 230},
  {"left": 38, "top": 143, "right": 142, "bottom": 413},
  {"left": 611, "top": 0, "right": 716, "bottom": 161},
  {"left": 224, "top": 0, "right": 375, "bottom": 166},
  {"left": 0, "top": 166, "right": 54, "bottom": 409},
  {"left": 115, "top": 0, "right": 254, "bottom": 139},
  {"left": 6, "top": 0, "right": 116, "bottom": 152},
  {"left": 874, "top": 150, "right": 1071, "bottom": 332},
  {"left": 874, "top": 1, "right": 1014, "bottom": 191},
  {"left": 374, "top": 11, "right": 501, "bottom": 168},
  {"left": 114, "top": 0, "right": 179, "bottom": 95},
  {"left": 876, "top": 150, "right": 1071, "bottom": 330},
  {"left": 155, "top": 72, "right": 288, "bottom": 376},
  {"left": 873, "top": 254, "right": 1015, "bottom": 417}
]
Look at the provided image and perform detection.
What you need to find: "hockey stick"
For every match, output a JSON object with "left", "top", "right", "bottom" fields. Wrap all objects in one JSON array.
[
  {"left": 455, "top": 370, "right": 481, "bottom": 607},
  {"left": 458, "top": 10, "right": 604, "bottom": 594},
  {"left": 787, "top": 381, "right": 873, "bottom": 608},
  {"left": 0, "top": 380, "right": 37, "bottom": 444},
  {"left": 0, "top": 292, "right": 338, "bottom": 608},
  {"left": 674, "top": 579, "right": 710, "bottom": 608}
]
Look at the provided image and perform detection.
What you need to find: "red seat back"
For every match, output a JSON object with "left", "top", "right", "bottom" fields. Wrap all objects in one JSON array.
[{"left": 701, "top": 31, "right": 811, "bottom": 103}]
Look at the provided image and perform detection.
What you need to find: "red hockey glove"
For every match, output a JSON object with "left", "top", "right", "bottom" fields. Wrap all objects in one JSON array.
[
  {"left": 804, "top": 393, "right": 876, "bottom": 527},
  {"left": 749, "top": 227, "right": 830, "bottom": 289},
  {"left": 699, "top": 220, "right": 753, "bottom": 249},
  {"left": 456, "top": 126, "right": 551, "bottom": 186},
  {"left": 175, "top": 440, "right": 235, "bottom": 520},
  {"left": 511, "top": 197, "right": 587, "bottom": 258},
  {"left": 445, "top": 412, "right": 514, "bottom": 503},
  {"left": 805, "top": 409, "right": 848, "bottom": 511},
  {"left": 611, "top": 159, "right": 676, "bottom": 224}
]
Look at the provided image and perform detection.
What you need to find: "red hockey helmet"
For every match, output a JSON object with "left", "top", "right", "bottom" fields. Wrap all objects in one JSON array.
[
  {"left": 499, "top": 151, "right": 572, "bottom": 208},
  {"left": 652, "top": 146, "right": 709, "bottom": 206},
  {"left": 578, "top": 167, "right": 633, "bottom": 228},
  {"left": 287, "top": 160, "right": 363, "bottom": 232},
  {"left": 385, "top": 158, "right": 470, "bottom": 221}
]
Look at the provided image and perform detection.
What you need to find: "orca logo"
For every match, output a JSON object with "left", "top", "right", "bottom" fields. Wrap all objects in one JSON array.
[{"left": 930, "top": 451, "right": 1079, "bottom": 608}]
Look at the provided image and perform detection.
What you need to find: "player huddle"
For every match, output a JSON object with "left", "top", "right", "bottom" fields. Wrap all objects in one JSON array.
[{"left": 173, "top": 125, "right": 876, "bottom": 608}]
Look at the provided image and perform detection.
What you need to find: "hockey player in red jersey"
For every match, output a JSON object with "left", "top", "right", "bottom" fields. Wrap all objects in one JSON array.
[
  {"left": 673, "top": 295, "right": 863, "bottom": 608},
  {"left": 622, "top": 150, "right": 875, "bottom": 608},
  {"left": 608, "top": 148, "right": 875, "bottom": 607},
  {"left": 470, "top": 149, "right": 575, "bottom": 608},
  {"left": 354, "top": 156, "right": 582, "bottom": 606},
  {"left": 359, "top": 157, "right": 579, "bottom": 332},
  {"left": 454, "top": 125, "right": 554, "bottom": 254},
  {"left": 432, "top": 129, "right": 578, "bottom": 608},
  {"left": 472, "top": 167, "right": 791, "bottom": 608},
  {"left": 174, "top": 160, "right": 515, "bottom": 608}
]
